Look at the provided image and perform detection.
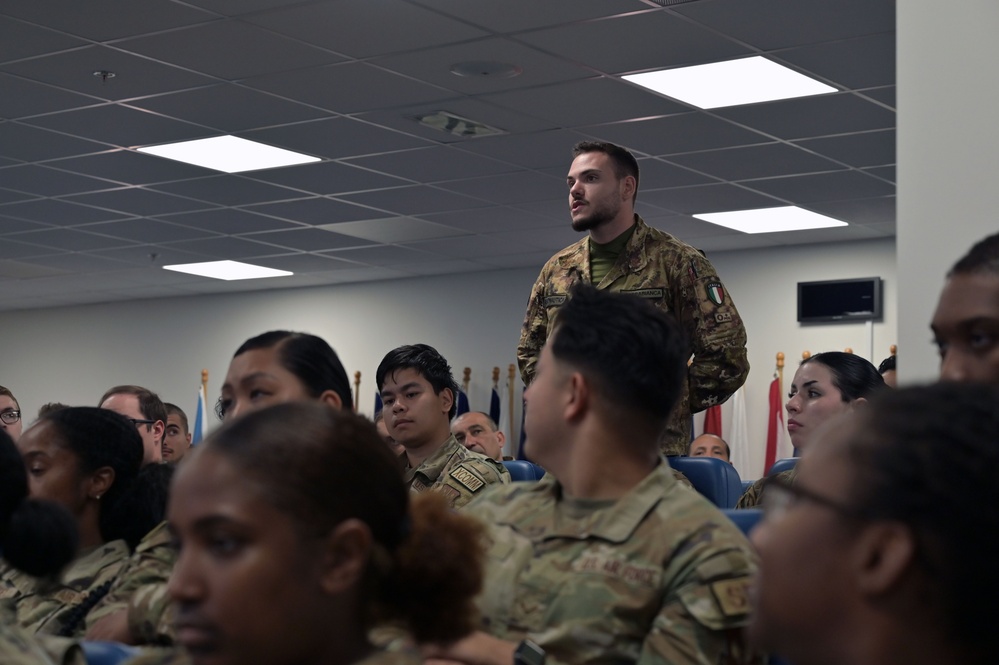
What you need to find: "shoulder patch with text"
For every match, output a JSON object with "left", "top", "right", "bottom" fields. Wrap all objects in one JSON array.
[
  {"left": 622, "top": 288, "right": 664, "bottom": 300},
  {"left": 450, "top": 467, "right": 485, "bottom": 492},
  {"left": 544, "top": 295, "right": 568, "bottom": 308},
  {"left": 706, "top": 282, "right": 725, "bottom": 306}
]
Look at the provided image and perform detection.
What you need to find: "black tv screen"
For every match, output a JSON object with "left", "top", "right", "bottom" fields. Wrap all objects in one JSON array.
[{"left": 797, "top": 277, "right": 883, "bottom": 323}]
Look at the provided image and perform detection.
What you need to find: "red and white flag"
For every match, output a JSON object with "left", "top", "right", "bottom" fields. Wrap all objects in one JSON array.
[{"left": 764, "top": 376, "right": 793, "bottom": 473}]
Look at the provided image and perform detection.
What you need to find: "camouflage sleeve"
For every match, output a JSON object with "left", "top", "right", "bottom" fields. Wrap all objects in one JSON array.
[
  {"left": 126, "top": 583, "right": 174, "bottom": 645},
  {"left": 440, "top": 459, "right": 511, "bottom": 510},
  {"left": 641, "top": 549, "right": 762, "bottom": 665},
  {"left": 516, "top": 268, "right": 550, "bottom": 387},
  {"left": 677, "top": 251, "right": 749, "bottom": 412},
  {"left": 0, "top": 625, "right": 81, "bottom": 665},
  {"left": 735, "top": 477, "right": 766, "bottom": 509}
]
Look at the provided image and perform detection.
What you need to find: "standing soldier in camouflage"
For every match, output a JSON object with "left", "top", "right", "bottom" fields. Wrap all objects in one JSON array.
[
  {"left": 517, "top": 141, "right": 749, "bottom": 456},
  {"left": 427, "top": 285, "right": 760, "bottom": 665},
  {"left": 378, "top": 344, "right": 509, "bottom": 509}
]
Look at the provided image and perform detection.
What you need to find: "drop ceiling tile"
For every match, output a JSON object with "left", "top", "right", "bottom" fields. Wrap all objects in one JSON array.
[
  {"left": 373, "top": 38, "right": 592, "bottom": 96},
  {"left": 436, "top": 170, "right": 562, "bottom": 205},
  {"left": 244, "top": 0, "right": 487, "bottom": 58},
  {"left": 795, "top": 130, "right": 895, "bottom": 168},
  {"left": 163, "top": 235, "right": 290, "bottom": 259},
  {"left": 346, "top": 146, "right": 518, "bottom": 183},
  {"left": 861, "top": 86, "right": 895, "bottom": 108},
  {"left": 518, "top": 11, "right": 751, "bottom": 74},
  {"left": 157, "top": 208, "right": 304, "bottom": 235},
  {"left": 244, "top": 228, "right": 374, "bottom": 251},
  {"left": 0, "top": 259, "right": 67, "bottom": 279},
  {"left": 20, "top": 252, "right": 134, "bottom": 273},
  {"left": 25, "top": 105, "right": 211, "bottom": 149},
  {"left": 405, "top": 234, "right": 525, "bottom": 259},
  {"left": 152, "top": 176, "right": 304, "bottom": 207},
  {"left": 414, "top": 0, "right": 629, "bottom": 33},
  {"left": 778, "top": 33, "right": 895, "bottom": 90},
  {"left": 11, "top": 227, "right": 137, "bottom": 252},
  {"left": 714, "top": 93, "right": 895, "bottom": 141},
  {"left": 420, "top": 206, "right": 558, "bottom": 234},
  {"left": 183, "top": 0, "right": 314, "bottom": 15},
  {"left": 92, "top": 244, "right": 217, "bottom": 268},
  {"left": 0, "top": 14, "right": 88, "bottom": 62},
  {"left": 666, "top": 143, "right": 845, "bottom": 182},
  {"left": 743, "top": 171, "right": 894, "bottom": 204},
  {"left": 84, "top": 219, "right": 219, "bottom": 244},
  {"left": 48, "top": 150, "right": 216, "bottom": 186},
  {"left": 65, "top": 188, "right": 213, "bottom": 216},
  {"left": 863, "top": 165, "right": 895, "bottom": 183},
  {"left": 485, "top": 226, "right": 578, "bottom": 252},
  {"left": 117, "top": 21, "right": 344, "bottom": 80},
  {"left": 674, "top": 0, "right": 894, "bottom": 50},
  {"left": 0, "top": 73, "right": 100, "bottom": 119},
  {"left": 339, "top": 186, "right": 490, "bottom": 216},
  {"left": 0, "top": 216, "right": 47, "bottom": 233},
  {"left": 1, "top": 46, "right": 218, "bottom": 101},
  {"left": 642, "top": 183, "right": 785, "bottom": 214},
  {"left": 0, "top": 198, "right": 133, "bottom": 225},
  {"left": 322, "top": 217, "right": 468, "bottom": 243},
  {"left": 456, "top": 129, "right": 593, "bottom": 169},
  {"left": 320, "top": 245, "right": 443, "bottom": 266},
  {"left": 245, "top": 117, "right": 432, "bottom": 160},
  {"left": 0, "top": 0, "right": 215, "bottom": 41},
  {"left": 245, "top": 62, "right": 456, "bottom": 115},
  {"left": 0, "top": 123, "right": 109, "bottom": 162},
  {"left": 644, "top": 214, "right": 733, "bottom": 240},
  {"left": 0, "top": 188, "right": 40, "bottom": 206},
  {"left": 586, "top": 114, "right": 771, "bottom": 156},
  {"left": 634, "top": 159, "right": 718, "bottom": 189},
  {"left": 0, "top": 239, "right": 61, "bottom": 260},
  {"left": 805, "top": 196, "right": 896, "bottom": 226},
  {"left": 0, "top": 165, "right": 120, "bottom": 197},
  {"left": 247, "top": 197, "right": 383, "bottom": 225},
  {"left": 246, "top": 162, "right": 411, "bottom": 196},
  {"left": 250, "top": 252, "right": 359, "bottom": 273},
  {"left": 485, "top": 77, "right": 688, "bottom": 128},
  {"left": 131, "top": 85, "right": 331, "bottom": 134}
]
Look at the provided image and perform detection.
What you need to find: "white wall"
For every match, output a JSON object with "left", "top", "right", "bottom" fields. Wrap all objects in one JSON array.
[{"left": 0, "top": 236, "right": 895, "bottom": 479}]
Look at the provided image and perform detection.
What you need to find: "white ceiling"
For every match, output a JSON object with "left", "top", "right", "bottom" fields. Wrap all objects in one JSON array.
[{"left": 0, "top": 0, "right": 895, "bottom": 311}]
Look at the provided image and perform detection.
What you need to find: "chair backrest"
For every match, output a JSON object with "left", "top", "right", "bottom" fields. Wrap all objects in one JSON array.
[
  {"left": 768, "top": 457, "right": 799, "bottom": 476},
  {"left": 502, "top": 460, "right": 546, "bottom": 481},
  {"left": 667, "top": 456, "right": 744, "bottom": 508},
  {"left": 722, "top": 508, "right": 764, "bottom": 536},
  {"left": 82, "top": 642, "right": 139, "bottom": 665}
]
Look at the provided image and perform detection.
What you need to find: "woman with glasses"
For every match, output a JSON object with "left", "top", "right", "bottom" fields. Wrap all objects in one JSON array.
[
  {"left": 129, "top": 402, "right": 483, "bottom": 665},
  {"left": 737, "top": 352, "right": 885, "bottom": 508},
  {"left": 0, "top": 407, "right": 148, "bottom": 637},
  {"left": 749, "top": 382, "right": 999, "bottom": 665},
  {"left": 0, "top": 385, "right": 23, "bottom": 442}
]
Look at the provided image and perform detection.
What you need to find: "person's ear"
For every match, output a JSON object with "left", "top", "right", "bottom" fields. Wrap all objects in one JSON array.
[
  {"left": 319, "top": 519, "right": 372, "bottom": 596},
  {"left": 153, "top": 420, "right": 166, "bottom": 442},
  {"left": 620, "top": 174, "right": 636, "bottom": 203},
  {"left": 564, "top": 372, "right": 591, "bottom": 423},
  {"left": 318, "top": 389, "right": 344, "bottom": 411},
  {"left": 89, "top": 466, "right": 116, "bottom": 500},
  {"left": 440, "top": 388, "right": 454, "bottom": 415},
  {"left": 853, "top": 522, "right": 917, "bottom": 596},
  {"left": 496, "top": 431, "right": 506, "bottom": 445}
]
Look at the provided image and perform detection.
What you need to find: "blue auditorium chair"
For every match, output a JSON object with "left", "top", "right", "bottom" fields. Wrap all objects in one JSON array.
[
  {"left": 667, "top": 456, "right": 744, "bottom": 508},
  {"left": 768, "top": 457, "right": 798, "bottom": 476},
  {"left": 82, "top": 642, "right": 139, "bottom": 665},
  {"left": 502, "top": 460, "right": 546, "bottom": 481},
  {"left": 722, "top": 508, "right": 764, "bottom": 536}
]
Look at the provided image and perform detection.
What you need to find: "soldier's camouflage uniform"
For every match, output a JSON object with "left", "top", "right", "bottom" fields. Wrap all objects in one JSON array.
[
  {"left": 124, "top": 644, "right": 421, "bottom": 665},
  {"left": 0, "top": 540, "right": 129, "bottom": 637},
  {"left": 465, "top": 462, "right": 762, "bottom": 665},
  {"left": 517, "top": 215, "right": 749, "bottom": 456},
  {"left": 85, "top": 521, "right": 176, "bottom": 644},
  {"left": 403, "top": 435, "right": 510, "bottom": 509},
  {"left": 0, "top": 603, "right": 84, "bottom": 665},
  {"left": 736, "top": 468, "right": 797, "bottom": 509}
]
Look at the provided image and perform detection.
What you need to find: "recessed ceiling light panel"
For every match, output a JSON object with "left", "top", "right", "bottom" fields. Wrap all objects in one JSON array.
[
  {"left": 693, "top": 207, "right": 848, "bottom": 234},
  {"left": 623, "top": 56, "right": 837, "bottom": 109},
  {"left": 137, "top": 136, "right": 320, "bottom": 173},
  {"left": 163, "top": 260, "right": 293, "bottom": 281},
  {"left": 414, "top": 110, "right": 505, "bottom": 137}
]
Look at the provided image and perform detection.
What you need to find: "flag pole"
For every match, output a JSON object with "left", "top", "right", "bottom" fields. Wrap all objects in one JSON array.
[
  {"left": 776, "top": 352, "right": 784, "bottom": 395},
  {"left": 890, "top": 344, "right": 897, "bottom": 356},
  {"left": 201, "top": 369, "right": 209, "bottom": 397},
  {"left": 507, "top": 364, "right": 516, "bottom": 441},
  {"left": 462, "top": 367, "right": 471, "bottom": 395},
  {"left": 492, "top": 366, "right": 500, "bottom": 391},
  {"left": 353, "top": 371, "right": 361, "bottom": 412}
]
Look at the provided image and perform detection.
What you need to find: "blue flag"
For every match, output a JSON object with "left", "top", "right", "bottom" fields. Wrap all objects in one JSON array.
[
  {"left": 192, "top": 383, "right": 208, "bottom": 445},
  {"left": 455, "top": 389, "right": 470, "bottom": 417},
  {"left": 489, "top": 386, "right": 501, "bottom": 425},
  {"left": 374, "top": 392, "right": 383, "bottom": 414}
]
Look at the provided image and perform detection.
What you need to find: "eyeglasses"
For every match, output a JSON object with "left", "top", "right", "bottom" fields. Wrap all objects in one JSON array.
[
  {"left": 127, "top": 418, "right": 156, "bottom": 428},
  {"left": 0, "top": 410, "right": 20, "bottom": 425},
  {"left": 761, "top": 474, "right": 869, "bottom": 522}
]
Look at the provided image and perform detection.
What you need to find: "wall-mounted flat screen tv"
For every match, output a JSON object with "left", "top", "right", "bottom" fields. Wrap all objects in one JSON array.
[{"left": 797, "top": 277, "right": 883, "bottom": 323}]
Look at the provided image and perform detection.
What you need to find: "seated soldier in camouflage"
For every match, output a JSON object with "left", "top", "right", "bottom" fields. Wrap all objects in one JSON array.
[
  {"left": 377, "top": 344, "right": 509, "bottom": 509},
  {"left": 426, "top": 285, "right": 761, "bottom": 665}
]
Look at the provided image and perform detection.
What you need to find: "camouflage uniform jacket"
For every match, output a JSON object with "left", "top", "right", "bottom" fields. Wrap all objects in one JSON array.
[
  {"left": 403, "top": 435, "right": 510, "bottom": 509},
  {"left": 465, "top": 462, "right": 761, "bottom": 665},
  {"left": 0, "top": 540, "right": 129, "bottom": 636},
  {"left": 85, "top": 521, "right": 176, "bottom": 644},
  {"left": 124, "top": 645, "right": 420, "bottom": 665},
  {"left": 0, "top": 603, "right": 84, "bottom": 665},
  {"left": 517, "top": 215, "right": 749, "bottom": 455},
  {"left": 735, "top": 468, "right": 797, "bottom": 509}
]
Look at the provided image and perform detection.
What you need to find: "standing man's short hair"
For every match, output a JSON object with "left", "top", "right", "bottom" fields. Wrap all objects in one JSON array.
[{"left": 571, "top": 141, "right": 640, "bottom": 202}]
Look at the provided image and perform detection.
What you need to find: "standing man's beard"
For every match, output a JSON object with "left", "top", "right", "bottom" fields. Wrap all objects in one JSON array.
[{"left": 570, "top": 198, "right": 620, "bottom": 232}]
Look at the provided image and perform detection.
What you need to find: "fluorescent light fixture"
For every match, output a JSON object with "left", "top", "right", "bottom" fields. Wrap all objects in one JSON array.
[
  {"left": 137, "top": 136, "right": 319, "bottom": 173},
  {"left": 163, "top": 260, "right": 293, "bottom": 281},
  {"left": 414, "top": 111, "right": 505, "bottom": 137},
  {"left": 622, "top": 56, "right": 837, "bottom": 109},
  {"left": 693, "top": 207, "right": 848, "bottom": 234}
]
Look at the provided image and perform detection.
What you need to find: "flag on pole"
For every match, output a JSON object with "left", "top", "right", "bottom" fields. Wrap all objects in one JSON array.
[
  {"left": 764, "top": 376, "right": 792, "bottom": 474},
  {"left": 703, "top": 404, "right": 723, "bottom": 437},
  {"left": 489, "top": 385, "right": 501, "bottom": 425},
  {"left": 728, "top": 386, "right": 751, "bottom": 477},
  {"left": 455, "top": 389, "right": 470, "bottom": 418},
  {"left": 192, "top": 382, "right": 208, "bottom": 445}
]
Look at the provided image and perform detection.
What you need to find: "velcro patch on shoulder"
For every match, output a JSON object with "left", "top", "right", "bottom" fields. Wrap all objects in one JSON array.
[
  {"left": 710, "top": 578, "right": 752, "bottom": 617},
  {"left": 543, "top": 295, "right": 567, "bottom": 308},
  {"left": 450, "top": 467, "right": 486, "bottom": 492}
]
